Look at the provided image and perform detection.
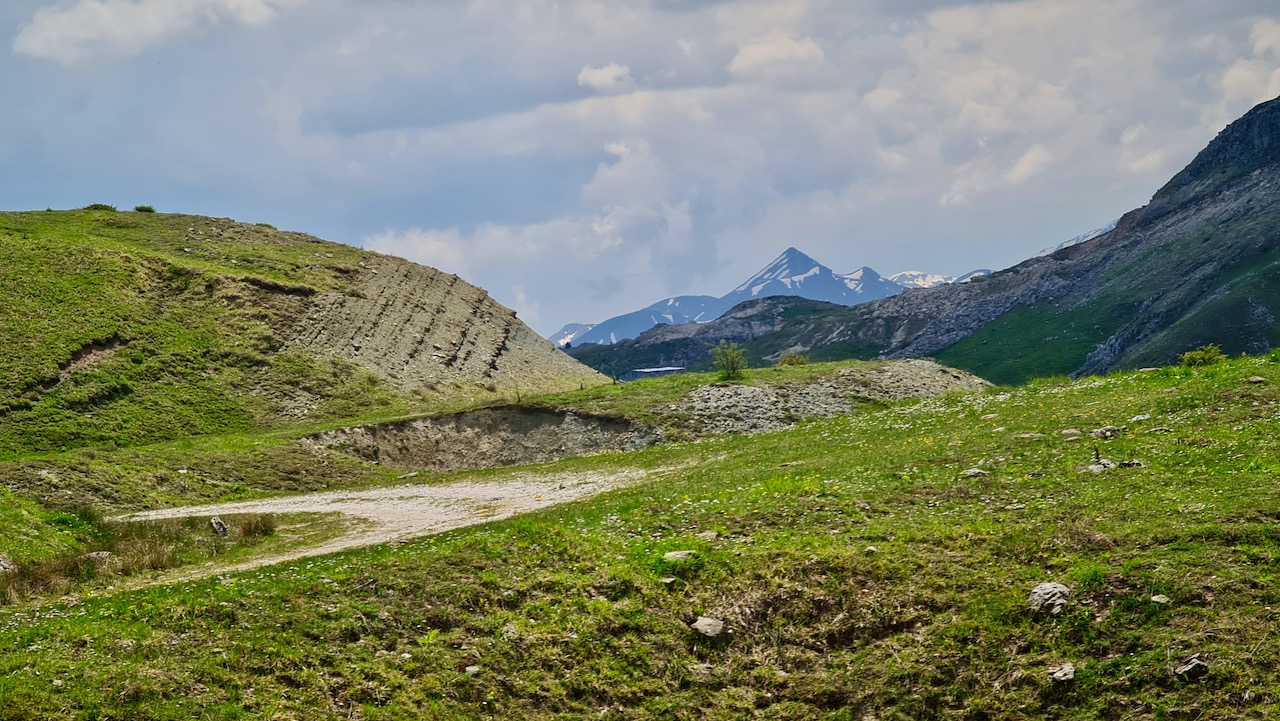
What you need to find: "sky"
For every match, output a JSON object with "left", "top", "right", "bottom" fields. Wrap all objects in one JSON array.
[{"left": 4, "top": 1, "right": 1280, "bottom": 335}]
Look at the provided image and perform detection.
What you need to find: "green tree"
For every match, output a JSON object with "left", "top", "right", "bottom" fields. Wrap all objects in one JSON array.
[{"left": 709, "top": 340, "right": 747, "bottom": 381}]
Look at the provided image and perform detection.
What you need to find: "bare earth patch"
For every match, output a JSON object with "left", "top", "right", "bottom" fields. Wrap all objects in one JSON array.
[{"left": 116, "top": 468, "right": 647, "bottom": 582}]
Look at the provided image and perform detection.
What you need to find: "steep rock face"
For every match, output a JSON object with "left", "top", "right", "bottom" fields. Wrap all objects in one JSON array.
[
  {"left": 573, "top": 96, "right": 1280, "bottom": 382},
  {"left": 289, "top": 254, "right": 600, "bottom": 394}
]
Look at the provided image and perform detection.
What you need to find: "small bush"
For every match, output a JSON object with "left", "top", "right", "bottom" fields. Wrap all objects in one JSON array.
[
  {"left": 82, "top": 203, "right": 117, "bottom": 212},
  {"left": 775, "top": 352, "right": 810, "bottom": 367},
  {"left": 1180, "top": 343, "right": 1225, "bottom": 367},
  {"left": 237, "top": 514, "right": 278, "bottom": 539},
  {"left": 709, "top": 340, "right": 747, "bottom": 381},
  {"left": 133, "top": 205, "right": 156, "bottom": 213}
]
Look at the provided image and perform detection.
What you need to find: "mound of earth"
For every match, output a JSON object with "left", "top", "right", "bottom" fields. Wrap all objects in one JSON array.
[{"left": 676, "top": 359, "right": 990, "bottom": 435}]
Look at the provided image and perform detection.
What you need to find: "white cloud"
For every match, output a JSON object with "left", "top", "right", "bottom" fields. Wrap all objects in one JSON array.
[
  {"left": 510, "top": 285, "right": 539, "bottom": 323},
  {"left": 14, "top": 0, "right": 307, "bottom": 65},
  {"left": 1251, "top": 18, "right": 1280, "bottom": 61},
  {"left": 577, "top": 62, "right": 635, "bottom": 93},
  {"left": 1005, "top": 144, "right": 1051, "bottom": 184},
  {"left": 363, "top": 228, "right": 470, "bottom": 277},
  {"left": 728, "top": 30, "right": 824, "bottom": 79}
]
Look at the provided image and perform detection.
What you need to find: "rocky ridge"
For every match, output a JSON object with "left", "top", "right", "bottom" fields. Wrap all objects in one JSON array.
[
  {"left": 289, "top": 253, "right": 599, "bottom": 395},
  {"left": 572, "top": 96, "right": 1280, "bottom": 382}
]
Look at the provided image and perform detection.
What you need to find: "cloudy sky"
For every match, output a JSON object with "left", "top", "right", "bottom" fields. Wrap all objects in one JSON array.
[{"left": 5, "top": 1, "right": 1280, "bottom": 334}]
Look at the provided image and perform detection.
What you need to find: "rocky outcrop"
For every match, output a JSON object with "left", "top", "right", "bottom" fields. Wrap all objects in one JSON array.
[
  {"left": 288, "top": 254, "right": 604, "bottom": 394},
  {"left": 305, "top": 406, "right": 658, "bottom": 472}
]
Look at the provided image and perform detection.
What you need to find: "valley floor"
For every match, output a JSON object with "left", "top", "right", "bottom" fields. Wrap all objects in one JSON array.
[{"left": 5, "top": 357, "right": 1280, "bottom": 719}]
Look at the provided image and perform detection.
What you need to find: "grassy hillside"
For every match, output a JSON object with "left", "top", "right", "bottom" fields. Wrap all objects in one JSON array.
[
  {"left": 0, "top": 209, "right": 419, "bottom": 458},
  {"left": 0, "top": 208, "right": 604, "bottom": 461},
  {"left": 4, "top": 354, "right": 1280, "bottom": 718}
]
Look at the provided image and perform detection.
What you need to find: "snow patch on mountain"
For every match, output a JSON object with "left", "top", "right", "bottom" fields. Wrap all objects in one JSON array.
[
  {"left": 1037, "top": 220, "right": 1119, "bottom": 256},
  {"left": 550, "top": 247, "right": 980, "bottom": 347}
]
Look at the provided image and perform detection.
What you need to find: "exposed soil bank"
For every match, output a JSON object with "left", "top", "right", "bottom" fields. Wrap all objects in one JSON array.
[{"left": 304, "top": 406, "right": 659, "bottom": 471}]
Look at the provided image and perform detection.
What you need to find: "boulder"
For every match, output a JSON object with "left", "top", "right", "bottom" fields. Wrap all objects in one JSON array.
[{"left": 1029, "top": 582, "right": 1072, "bottom": 616}]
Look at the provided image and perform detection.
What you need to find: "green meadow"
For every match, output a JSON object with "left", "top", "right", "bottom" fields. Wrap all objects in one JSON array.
[{"left": 4, "top": 353, "right": 1280, "bottom": 719}]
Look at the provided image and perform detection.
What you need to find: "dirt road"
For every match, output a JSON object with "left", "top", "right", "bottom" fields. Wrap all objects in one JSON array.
[{"left": 118, "top": 468, "right": 648, "bottom": 581}]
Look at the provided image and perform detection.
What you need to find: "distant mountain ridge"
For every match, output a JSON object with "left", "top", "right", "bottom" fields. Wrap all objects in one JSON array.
[
  {"left": 566, "top": 96, "right": 1280, "bottom": 384},
  {"left": 552, "top": 247, "right": 985, "bottom": 346}
]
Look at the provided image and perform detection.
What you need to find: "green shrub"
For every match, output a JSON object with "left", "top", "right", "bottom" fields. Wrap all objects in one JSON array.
[
  {"left": 82, "top": 203, "right": 117, "bottom": 212},
  {"left": 1180, "top": 343, "right": 1225, "bottom": 367},
  {"left": 133, "top": 205, "right": 156, "bottom": 213},
  {"left": 709, "top": 340, "right": 747, "bottom": 381},
  {"left": 775, "top": 352, "right": 810, "bottom": 367}
]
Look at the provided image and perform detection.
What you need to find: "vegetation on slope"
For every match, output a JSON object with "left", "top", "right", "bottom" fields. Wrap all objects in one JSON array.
[
  {"left": 4, "top": 354, "right": 1280, "bottom": 718},
  {"left": 0, "top": 209, "right": 421, "bottom": 459}
]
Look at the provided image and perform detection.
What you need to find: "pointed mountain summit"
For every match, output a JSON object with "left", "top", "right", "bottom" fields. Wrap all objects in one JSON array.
[
  {"left": 551, "top": 246, "right": 952, "bottom": 347},
  {"left": 567, "top": 95, "right": 1280, "bottom": 383},
  {"left": 721, "top": 247, "right": 901, "bottom": 307}
]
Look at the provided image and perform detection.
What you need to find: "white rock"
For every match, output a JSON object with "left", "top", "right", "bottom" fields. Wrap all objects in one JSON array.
[{"left": 691, "top": 616, "right": 725, "bottom": 638}]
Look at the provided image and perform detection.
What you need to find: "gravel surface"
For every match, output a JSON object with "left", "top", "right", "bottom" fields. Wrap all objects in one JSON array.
[{"left": 116, "top": 468, "right": 647, "bottom": 582}]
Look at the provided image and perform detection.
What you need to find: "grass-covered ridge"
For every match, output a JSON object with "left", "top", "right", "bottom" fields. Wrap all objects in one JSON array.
[
  {"left": 0, "top": 209, "right": 421, "bottom": 458},
  {"left": 4, "top": 355, "right": 1280, "bottom": 718}
]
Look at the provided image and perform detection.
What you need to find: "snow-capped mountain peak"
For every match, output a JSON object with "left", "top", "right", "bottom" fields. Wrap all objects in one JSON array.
[
  {"left": 550, "top": 248, "right": 978, "bottom": 347},
  {"left": 889, "top": 270, "right": 953, "bottom": 288},
  {"left": 730, "top": 247, "right": 824, "bottom": 297}
]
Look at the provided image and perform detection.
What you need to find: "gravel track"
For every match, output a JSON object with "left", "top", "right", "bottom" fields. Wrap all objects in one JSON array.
[{"left": 116, "top": 468, "right": 647, "bottom": 582}]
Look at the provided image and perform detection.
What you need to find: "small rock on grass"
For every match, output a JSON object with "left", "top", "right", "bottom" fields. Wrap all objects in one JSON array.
[
  {"left": 464, "top": 665, "right": 481, "bottom": 676},
  {"left": 961, "top": 468, "right": 989, "bottom": 478},
  {"left": 695, "top": 531, "right": 719, "bottom": 541},
  {"left": 664, "top": 550, "right": 696, "bottom": 562},
  {"left": 1086, "top": 459, "right": 1117, "bottom": 474},
  {"left": 1029, "top": 582, "right": 1072, "bottom": 616},
  {"left": 1172, "top": 654, "right": 1209, "bottom": 680},
  {"left": 1060, "top": 428, "right": 1083, "bottom": 438},
  {"left": 1247, "top": 376, "right": 1267, "bottom": 384},
  {"left": 691, "top": 616, "right": 725, "bottom": 638},
  {"left": 1150, "top": 594, "right": 1171, "bottom": 604},
  {"left": 1091, "top": 426, "right": 1122, "bottom": 439},
  {"left": 1048, "top": 663, "right": 1075, "bottom": 682},
  {"left": 0, "top": 556, "right": 15, "bottom": 574}
]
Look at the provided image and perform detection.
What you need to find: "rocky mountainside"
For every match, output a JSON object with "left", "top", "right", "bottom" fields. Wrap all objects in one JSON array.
[
  {"left": 554, "top": 247, "right": 977, "bottom": 347},
  {"left": 572, "top": 96, "right": 1280, "bottom": 384}
]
